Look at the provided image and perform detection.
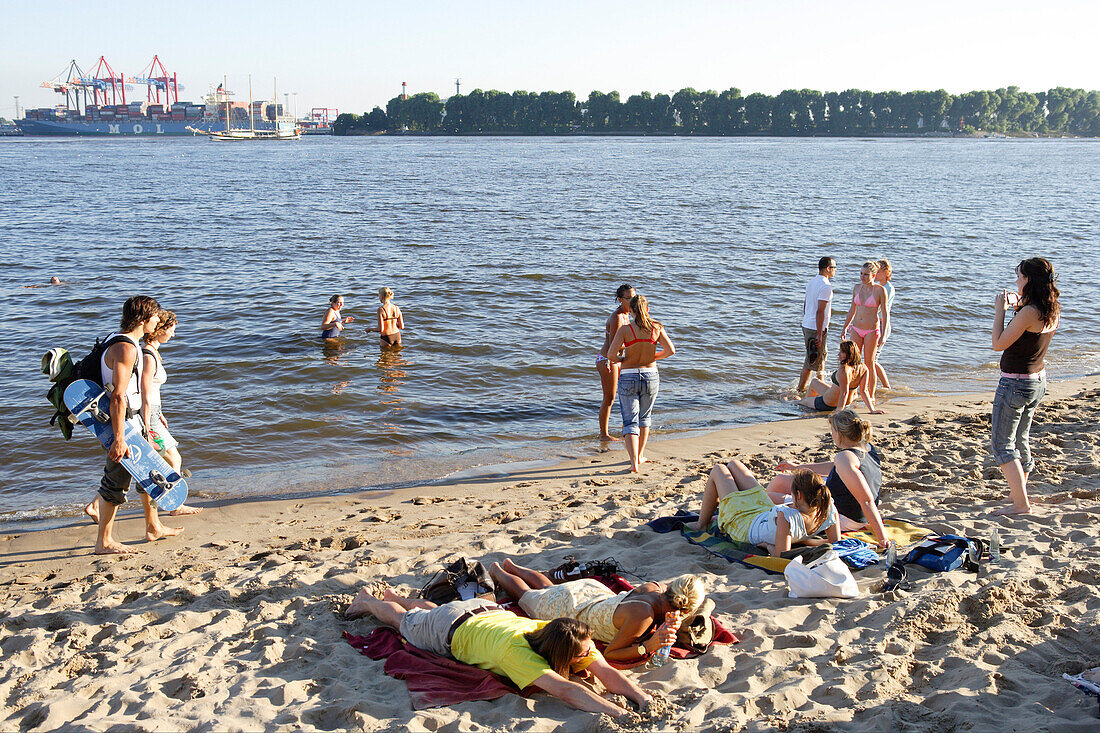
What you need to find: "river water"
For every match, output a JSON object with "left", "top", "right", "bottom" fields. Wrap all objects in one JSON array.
[{"left": 1, "top": 136, "right": 1097, "bottom": 529}]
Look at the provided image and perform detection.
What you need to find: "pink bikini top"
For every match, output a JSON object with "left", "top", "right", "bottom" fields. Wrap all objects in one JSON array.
[{"left": 853, "top": 289, "right": 877, "bottom": 307}]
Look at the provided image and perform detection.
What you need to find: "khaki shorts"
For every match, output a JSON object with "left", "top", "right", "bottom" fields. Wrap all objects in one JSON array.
[
  {"left": 802, "top": 326, "right": 827, "bottom": 371},
  {"left": 398, "top": 598, "right": 500, "bottom": 657}
]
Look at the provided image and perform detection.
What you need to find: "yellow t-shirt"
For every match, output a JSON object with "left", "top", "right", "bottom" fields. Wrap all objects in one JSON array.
[{"left": 449, "top": 611, "right": 599, "bottom": 690}]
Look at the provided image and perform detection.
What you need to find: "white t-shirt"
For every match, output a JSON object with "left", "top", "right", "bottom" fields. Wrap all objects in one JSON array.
[
  {"left": 802, "top": 275, "right": 833, "bottom": 331},
  {"left": 746, "top": 496, "right": 839, "bottom": 546}
]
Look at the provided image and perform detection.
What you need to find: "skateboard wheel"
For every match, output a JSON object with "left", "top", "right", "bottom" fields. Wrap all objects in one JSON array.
[{"left": 149, "top": 470, "right": 172, "bottom": 492}]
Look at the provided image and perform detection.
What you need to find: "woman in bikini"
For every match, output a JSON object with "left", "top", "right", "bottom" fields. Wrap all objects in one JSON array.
[
  {"left": 793, "top": 340, "right": 882, "bottom": 414},
  {"left": 839, "top": 261, "right": 889, "bottom": 403},
  {"left": 770, "top": 409, "right": 889, "bottom": 548},
  {"left": 597, "top": 284, "right": 635, "bottom": 441},
  {"left": 606, "top": 295, "right": 676, "bottom": 472},
  {"left": 365, "top": 287, "right": 403, "bottom": 348},
  {"left": 490, "top": 560, "right": 704, "bottom": 664},
  {"left": 321, "top": 294, "right": 353, "bottom": 339},
  {"left": 990, "top": 257, "right": 1060, "bottom": 515},
  {"left": 686, "top": 466, "right": 841, "bottom": 556}
]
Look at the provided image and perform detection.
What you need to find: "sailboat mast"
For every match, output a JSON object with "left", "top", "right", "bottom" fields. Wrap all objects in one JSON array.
[{"left": 223, "top": 75, "right": 230, "bottom": 133}]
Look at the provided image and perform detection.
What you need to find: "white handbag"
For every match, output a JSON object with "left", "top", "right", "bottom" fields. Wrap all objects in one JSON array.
[{"left": 784, "top": 550, "right": 860, "bottom": 599}]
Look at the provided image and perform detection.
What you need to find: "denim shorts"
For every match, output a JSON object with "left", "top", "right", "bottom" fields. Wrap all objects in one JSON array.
[
  {"left": 990, "top": 375, "right": 1047, "bottom": 472},
  {"left": 618, "top": 367, "right": 659, "bottom": 435}
]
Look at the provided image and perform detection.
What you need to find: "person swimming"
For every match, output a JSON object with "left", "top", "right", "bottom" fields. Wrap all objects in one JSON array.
[{"left": 321, "top": 294, "right": 353, "bottom": 339}]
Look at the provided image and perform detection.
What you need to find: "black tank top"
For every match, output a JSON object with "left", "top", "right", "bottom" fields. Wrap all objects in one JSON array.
[
  {"left": 825, "top": 446, "right": 882, "bottom": 523},
  {"left": 1000, "top": 329, "right": 1055, "bottom": 374}
]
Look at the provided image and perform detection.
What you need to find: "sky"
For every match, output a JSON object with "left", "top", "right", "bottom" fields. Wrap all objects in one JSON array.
[{"left": 2, "top": 0, "right": 1098, "bottom": 118}]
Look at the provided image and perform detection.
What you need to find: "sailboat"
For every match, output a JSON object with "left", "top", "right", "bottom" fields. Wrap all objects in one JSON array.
[{"left": 188, "top": 75, "right": 300, "bottom": 141}]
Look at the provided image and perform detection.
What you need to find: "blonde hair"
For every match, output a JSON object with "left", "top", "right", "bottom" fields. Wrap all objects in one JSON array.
[
  {"left": 829, "top": 408, "right": 872, "bottom": 445},
  {"left": 147, "top": 310, "right": 176, "bottom": 342},
  {"left": 664, "top": 575, "right": 705, "bottom": 616},
  {"left": 379, "top": 287, "right": 393, "bottom": 302},
  {"left": 861, "top": 260, "right": 879, "bottom": 275},
  {"left": 630, "top": 294, "right": 660, "bottom": 336},
  {"left": 876, "top": 258, "right": 892, "bottom": 275}
]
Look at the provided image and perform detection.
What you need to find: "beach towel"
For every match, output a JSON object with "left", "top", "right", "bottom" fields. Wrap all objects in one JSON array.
[
  {"left": 675, "top": 517, "right": 933, "bottom": 575},
  {"left": 343, "top": 628, "right": 521, "bottom": 709}
]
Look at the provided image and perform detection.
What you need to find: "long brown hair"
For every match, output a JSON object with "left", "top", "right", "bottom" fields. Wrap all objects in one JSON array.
[
  {"left": 120, "top": 295, "right": 160, "bottom": 332},
  {"left": 146, "top": 310, "right": 177, "bottom": 344},
  {"left": 630, "top": 295, "right": 661, "bottom": 336},
  {"left": 839, "top": 340, "right": 862, "bottom": 367},
  {"left": 1017, "top": 258, "right": 1060, "bottom": 327},
  {"left": 791, "top": 469, "right": 832, "bottom": 531},
  {"left": 524, "top": 618, "right": 592, "bottom": 677}
]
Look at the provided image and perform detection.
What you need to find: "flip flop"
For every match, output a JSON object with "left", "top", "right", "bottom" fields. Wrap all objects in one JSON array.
[{"left": 881, "top": 563, "right": 911, "bottom": 593}]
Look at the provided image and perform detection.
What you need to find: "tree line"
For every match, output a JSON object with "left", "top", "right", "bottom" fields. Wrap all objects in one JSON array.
[{"left": 333, "top": 86, "right": 1100, "bottom": 136}]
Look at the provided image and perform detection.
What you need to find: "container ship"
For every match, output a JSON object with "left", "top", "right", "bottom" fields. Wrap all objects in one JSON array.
[{"left": 16, "top": 56, "right": 293, "bottom": 137}]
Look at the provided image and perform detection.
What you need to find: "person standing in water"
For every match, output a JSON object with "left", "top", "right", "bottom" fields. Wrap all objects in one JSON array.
[
  {"left": 364, "top": 287, "right": 403, "bottom": 347},
  {"left": 321, "top": 294, "right": 353, "bottom": 339},
  {"left": 873, "top": 259, "right": 895, "bottom": 390},
  {"left": 606, "top": 295, "right": 675, "bottom": 472},
  {"left": 798, "top": 257, "right": 836, "bottom": 392},
  {"left": 990, "top": 257, "right": 1060, "bottom": 516},
  {"left": 840, "top": 261, "right": 889, "bottom": 403},
  {"left": 597, "top": 284, "right": 635, "bottom": 441}
]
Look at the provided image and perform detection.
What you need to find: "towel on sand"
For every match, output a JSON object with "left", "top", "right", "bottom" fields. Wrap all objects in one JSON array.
[
  {"left": 674, "top": 517, "right": 932, "bottom": 575},
  {"left": 344, "top": 628, "right": 521, "bottom": 709}
]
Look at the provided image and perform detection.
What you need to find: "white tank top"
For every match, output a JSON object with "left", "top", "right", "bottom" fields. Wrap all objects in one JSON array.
[{"left": 100, "top": 333, "right": 143, "bottom": 412}]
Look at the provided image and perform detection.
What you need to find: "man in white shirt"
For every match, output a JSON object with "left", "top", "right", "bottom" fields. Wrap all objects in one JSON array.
[{"left": 798, "top": 257, "right": 836, "bottom": 391}]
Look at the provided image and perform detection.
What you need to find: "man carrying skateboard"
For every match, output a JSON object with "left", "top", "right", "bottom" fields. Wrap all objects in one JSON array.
[{"left": 86, "top": 295, "right": 184, "bottom": 555}]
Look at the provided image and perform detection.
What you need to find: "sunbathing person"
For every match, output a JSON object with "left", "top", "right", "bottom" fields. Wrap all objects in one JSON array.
[
  {"left": 770, "top": 408, "right": 890, "bottom": 548},
  {"left": 490, "top": 559, "right": 704, "bottom": 663},
  {"left": 345, "top": 587, "right": 651, "bottom": 717},
  {"left": 686, "top": 464, "right": 841, "bottom": 556}
]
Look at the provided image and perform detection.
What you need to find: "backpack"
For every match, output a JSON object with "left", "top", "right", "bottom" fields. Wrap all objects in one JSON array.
[
  {"left": 903, "top": 535, "right": 985, "bottom": 573},
  {"left": 43, "top": 335, "right": 136, "bottom": 440},
  {"left": 418, "top": 557, "right": 495, "bottom": 605}
]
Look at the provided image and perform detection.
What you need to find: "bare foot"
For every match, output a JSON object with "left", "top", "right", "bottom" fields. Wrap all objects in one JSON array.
[
  {"left": 95, "top": 541, "right": 136, "bottom": 555},
  {"left": 168, "top": 505, "right": 203, "bottom": 516},
  {"left": 991, "top": 504, "right": 1031, "bottom": 516},
  {"left": 683, "top": 521, "right": 702, "bottom": 532},
  {"left": 599, "top": 434, "right": 622, "bottom": 442},
  {"left": 345, "top": 588, "right": 376, "bottom": 619},
  {"left": 84, "top": 500, "right": 99, "bottom": 524},
  {"left": 146, "top": 524, "right": 184, "bottom": 542}
]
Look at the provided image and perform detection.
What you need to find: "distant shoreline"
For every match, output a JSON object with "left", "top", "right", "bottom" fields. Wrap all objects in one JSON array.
[{"left": 340, "top": 129, "right": 1084, "bottom": 139}]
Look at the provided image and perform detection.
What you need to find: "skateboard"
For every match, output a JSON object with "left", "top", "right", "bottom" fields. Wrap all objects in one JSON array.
[{"left": 63, "top": 379, "right": 188, "bottom": 512}]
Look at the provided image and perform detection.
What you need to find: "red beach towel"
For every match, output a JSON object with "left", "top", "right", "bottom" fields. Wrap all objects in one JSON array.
[{"left": 343, "top": 628, "right": 521, "bottom": 709}]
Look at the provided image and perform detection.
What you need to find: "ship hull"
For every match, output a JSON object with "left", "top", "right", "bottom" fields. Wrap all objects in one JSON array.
[{"left": 14, "top": 119, "right": 277, "bottom": 137}]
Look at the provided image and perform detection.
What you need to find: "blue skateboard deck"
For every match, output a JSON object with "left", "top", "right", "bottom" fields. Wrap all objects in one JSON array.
[{"left": 63, "top": 379, "right": 188, "bottom": 512}]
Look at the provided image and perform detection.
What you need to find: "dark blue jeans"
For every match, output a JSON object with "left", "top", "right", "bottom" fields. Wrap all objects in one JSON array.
[{"left": 990, "top": 376, "right": 1046, "bottom": 473}]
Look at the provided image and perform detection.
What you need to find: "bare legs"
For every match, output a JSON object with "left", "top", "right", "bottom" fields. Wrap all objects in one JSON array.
[
  {"left": 874, "top": 358, "right": 891, "bottom": 390},
  {"left": 623, "top": 427, "right": 650, "bottom": 473},
  {"left": 992, "top": 459, "right": 1032, "bottom": 515},
  {"left": 90, "top": 492, "right": 182, "bottom": 554},
  {"left": 489, "top": 558, "right": 554, "bottom": 601},
  {"left": 345, "top": 586, "right": 431, "bottom": 623},
  {"left": 161, "top": 445, "right": 202, "bottom": 516},
  {"left": 686, "top": 460, "right": 760, "bottom": 531},
  {"left": 853, "top": 331, "right": 882, "bottom": 402},
  {"left": 598, "top": 360, "right": 621, "bottom": 441}
]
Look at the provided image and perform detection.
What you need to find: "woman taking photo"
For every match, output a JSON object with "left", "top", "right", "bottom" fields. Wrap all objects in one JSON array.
[
  {"left": 321, "top": 294, "right": 353, "bottom": 339},
  {"left": 596, "top": 284, "right": 635, "bottom": 441},
  {"left": 489, "top": 559, "right": 704, "bottom": 664},
  {"left": 990, "top": 257, "right": 1060, "bottom": 516},
  {"left": 792, "top": 340, "right": 882, "bottom": 414},
  {"left": 840, "top": 261, "right": 890, "bottom": 403},
  {"left": 606, "top": 295, "right": 675, "bottom": 472},
  {"left": 770, "top": 409, "right": 889, "bottom": 548}
]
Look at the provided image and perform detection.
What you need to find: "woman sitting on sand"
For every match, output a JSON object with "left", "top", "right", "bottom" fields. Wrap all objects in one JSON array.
[
  {"left": 605, "top": 295, "right": 676, "bottom": 472},
  {"left": 321, "top": 294, "right": 353, "bottom": 339},
  {"left": 365, "top": 287, "right": 404, "bottom": 348},
  {"left": 489, "top": 559, "right": 702, "bottom": 663},
  {"left": 686, "top": 464, "right": 841, "bottom": 556},
  {"left": 839, "top": 261, "right": 890, "bottom": 402},
  {"left": 792, "top": 340, "right": 882, "bottom": 414},
  {"left": 770, "top": 409, "right": 889, "bottom": 548}
]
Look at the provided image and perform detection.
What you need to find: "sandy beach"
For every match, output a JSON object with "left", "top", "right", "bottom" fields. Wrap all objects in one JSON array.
[{"left": 2, "top": 377, "right": 1098, "bottom": 732}]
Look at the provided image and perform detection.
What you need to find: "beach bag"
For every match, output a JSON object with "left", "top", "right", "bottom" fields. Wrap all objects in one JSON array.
[
  {"left": 418, "top": 557, "right": 494, "bottom": 605},
  {"left": 675, "top": 597, "right": 717, "bottom": 653},
  {"left": 42, "top": 335, "right": 134, "bottom": 440},
  {"left": 784, "top": 550, "right": 860, "bottom": 599},
  {"left": 546, "top": 555, "right": 623, "bottom": 583},
  {"left": 904, "top": 535, "right": 984, "bottom": 573}
]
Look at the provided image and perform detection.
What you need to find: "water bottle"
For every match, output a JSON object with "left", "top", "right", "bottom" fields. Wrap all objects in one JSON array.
[
  {"left": 885, "top": 540, "right": 897, "bottom": 569},
  {"left": 990, "top": 528, "right": 1001, "bottom": 563},
  {"left": 644, "top": 611, "right": 680, "bottom": 670}
]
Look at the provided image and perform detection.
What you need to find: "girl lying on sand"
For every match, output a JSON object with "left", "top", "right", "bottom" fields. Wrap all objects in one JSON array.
[
  {"left": 489, "top": 560, "right": 704, "bottom": 663},
  {"left": 686, "top": 463, "right": 841, "bottom": 556}
]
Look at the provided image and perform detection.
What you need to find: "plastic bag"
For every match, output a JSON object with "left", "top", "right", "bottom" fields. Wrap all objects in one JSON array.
[{"left": 784, "top": 550, "right": 860, "bottom": 599}]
